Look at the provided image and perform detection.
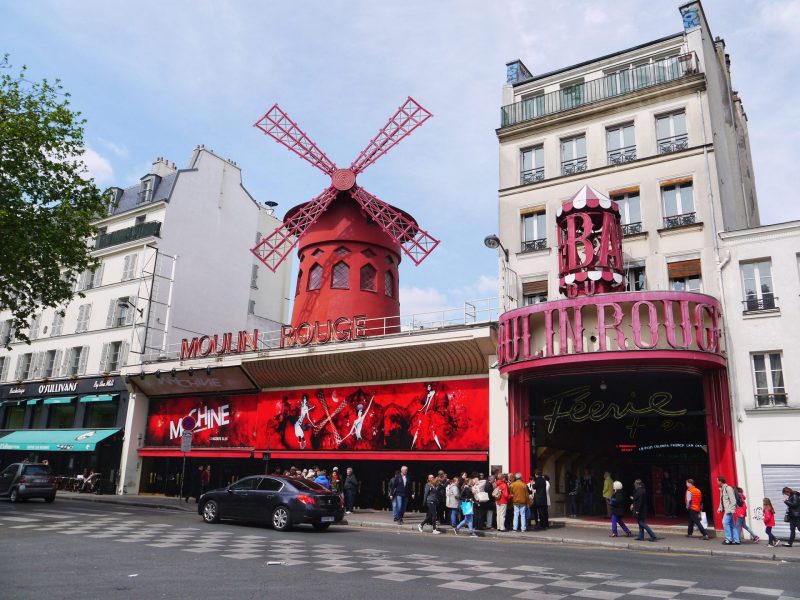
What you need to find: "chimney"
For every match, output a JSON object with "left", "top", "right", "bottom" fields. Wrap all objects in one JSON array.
[{"left": 150, "top": 156, "right": 177, "bottom": 178}]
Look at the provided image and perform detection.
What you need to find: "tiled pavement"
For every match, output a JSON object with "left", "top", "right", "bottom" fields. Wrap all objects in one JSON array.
[{"left": 1, "top": 510, "right": 797, "bottom": 600}]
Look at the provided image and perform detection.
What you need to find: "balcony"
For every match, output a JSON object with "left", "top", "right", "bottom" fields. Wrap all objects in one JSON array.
[
  {"left": 622, "top": 222, "right": 643, "bottom": 236},
  {"left": 500, "top": 53, "right": 699, "bottom": 128},
  {"left": 662, "top": 212, "right": 696, "bottom": 229},
  {"left": 561, "top": 158, "right": 587, "bottom": 176},
  {"left": 95, "top": 221, "right": 162, "bottom": 250},
  {"left": 521, "top": 167, "right": 545, "bottom": 185},
  {"left": 755, "top": 393, "right": 788, "bottom": 408},
  {"left": 657, "top": 135, "right": 689, "bottom": 155},
  {"left": 608, "top": 145, "right": 637, "bottom": 165},
  {"left": 742, "top": 295, "right": 778, "bottom": 313},
  {"left": 521, "top": 238, "right": 547, "bottom": 253}
]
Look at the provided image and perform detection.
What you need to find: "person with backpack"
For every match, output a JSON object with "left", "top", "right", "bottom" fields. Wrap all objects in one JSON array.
[
  {"left": 717, "top": 475, "right": 740, "bottom": 544},
  {"left": 734, "top": 487, "right": 759, "bottom": 542},
  {"left": 685, "top": 478, "right": 709, "bottom": 540}
]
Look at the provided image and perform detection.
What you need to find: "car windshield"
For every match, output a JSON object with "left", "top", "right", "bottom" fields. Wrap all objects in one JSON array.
[
  {"left": 288, "top": 478, "right": 328, "bottom": 492},
  {"left": 23, "top": 465, "right": 51, "bottom": 476}
]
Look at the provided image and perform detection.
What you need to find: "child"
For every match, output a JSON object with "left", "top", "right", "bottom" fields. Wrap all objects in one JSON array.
[
  {"left": 763, "top": 498, "right": 778, "bottom": 547},
  {"left": 734, "top": 487, "right": 760, "bottom": 542}
]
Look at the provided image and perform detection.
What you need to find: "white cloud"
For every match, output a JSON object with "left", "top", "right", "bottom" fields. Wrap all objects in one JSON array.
[
  {"left": 98, "top": 138, "right": 129, "bottom": 157},
  {"left": 399, "top": 286, "right": 451, "bottom": 317},
  {"left": 584, "top": 7, "right": 610, "bottom": 24},
  {"left": 758, "top": 0, "right": 800, "bottom": 37},
  {"left": 75, "top": 145, "right": 114, "bottom": 186},
  {"left": 475, "top": 274, "right": 499, "bottom": 294}
]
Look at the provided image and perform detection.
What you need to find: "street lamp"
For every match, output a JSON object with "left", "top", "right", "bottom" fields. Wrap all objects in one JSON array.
[
  {"left": 484, "top": 234, "right": 518, "bottom": 312},
  {"left": 483, "top": 234, "right": 509, "bottom": 262}
]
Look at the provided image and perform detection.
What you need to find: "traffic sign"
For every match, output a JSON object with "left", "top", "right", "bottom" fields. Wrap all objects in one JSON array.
[
  {"left": 180, "top": 431, "right": 193, "bottom": 453},
  {"left": 181, "top": 415, "right": 197, "bottom": 431}
]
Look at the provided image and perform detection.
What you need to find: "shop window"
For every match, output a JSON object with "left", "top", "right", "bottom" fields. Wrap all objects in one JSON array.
[
  {"left": 384, "top": 271, "right": 395, "bottom": 298},
  {"left": 30, "top": 402, "right": 43, "bottom": 428},
  {"left": 48, "top": 401, "right": 76, "bottom": 429},
  {"left": 752, "top": 352, "right": 786, "bottom": 407},
  {"left": 3, "top": 404, "right": 25, "bottom": 429},
  {"left": 331, "top": 261, "right": 349, "bottom": 289},
  {"left": 308, "top": 264, "right": 323, "bottom": 291},
  {"left": 360, "top": 264, "right": 376, "bottom": 292},
  {"left": 85, "top": 398, "right": 120, "bottom": 428},
  {"left": 522, "top": 279, "right": 548, "bottom": 305}
]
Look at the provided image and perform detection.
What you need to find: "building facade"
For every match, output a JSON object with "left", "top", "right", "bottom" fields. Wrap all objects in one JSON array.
[{"left": 0, "top": 147, "right": 292, "bottom": 489}]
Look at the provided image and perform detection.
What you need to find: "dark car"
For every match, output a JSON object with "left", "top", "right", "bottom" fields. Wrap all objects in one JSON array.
[
  {"left": 0, "top": 463, "right": 56, "bottom": 502},
  {"left": 198, "top": 475, "right": 344, "bottom": 531}
]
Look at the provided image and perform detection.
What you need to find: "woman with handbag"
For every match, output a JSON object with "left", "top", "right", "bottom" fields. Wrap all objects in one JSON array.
[
  {"left": 608, "top": 481, "right": 632, "bottom": 537},
  {"left": 782, "top": 486, "right": 800, "bottom": 547},
  {"left": 445, "top": 476, "right": 461, "bottom": 528},
  {"left": 454, "top": 477, "right": 477, "bottom": 537}
]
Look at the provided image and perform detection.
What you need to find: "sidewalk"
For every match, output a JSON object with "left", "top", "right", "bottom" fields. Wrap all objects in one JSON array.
[{"left": 61, "top": 492, "right": 800, "bottom": 563}]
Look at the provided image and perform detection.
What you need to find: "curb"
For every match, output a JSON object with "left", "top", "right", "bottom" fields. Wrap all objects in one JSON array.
[
  {"left": 63, "top": 494, "right": 195, "bottom": 513},
  {"left": 341, "top": 518, "right": 800, "bottom": 564}
]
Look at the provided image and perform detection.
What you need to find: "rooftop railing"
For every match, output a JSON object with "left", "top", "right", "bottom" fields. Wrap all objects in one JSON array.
[{"left": 501, "top": 53, "right": 699, "bottom": 128}]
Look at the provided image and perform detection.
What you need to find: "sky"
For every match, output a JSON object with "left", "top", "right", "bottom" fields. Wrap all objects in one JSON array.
[{"left": 3, "top": 0, "right": 798, "bottom": 319}]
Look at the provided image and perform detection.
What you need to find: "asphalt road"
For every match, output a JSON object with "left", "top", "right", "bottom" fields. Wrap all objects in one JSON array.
[{"left": 1, "top": 498, "right": 798, "bottom": 600}]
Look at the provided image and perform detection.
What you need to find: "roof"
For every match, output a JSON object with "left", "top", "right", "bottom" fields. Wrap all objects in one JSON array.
[{"left": 109, "top": 171, "right": 179, "bottom": 217}]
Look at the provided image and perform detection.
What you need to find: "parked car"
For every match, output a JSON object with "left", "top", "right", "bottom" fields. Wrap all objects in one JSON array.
[
  {"left": 198, "top": 475, "right": 344, "bottom": 531},
  {"left": 0, "top": 463, "right": 56, "bottom": 502}
]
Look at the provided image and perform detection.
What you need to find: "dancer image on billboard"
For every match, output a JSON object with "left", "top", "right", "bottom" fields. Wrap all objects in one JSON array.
[
  {"left": 410, "top": 383, "right": 449, "bottom": 450},
  {"left": 340, "top": 395, "right": 375, "bottom": 444},
  {"left": 294, "top": 394, "right": 315, "bottom": 449}
]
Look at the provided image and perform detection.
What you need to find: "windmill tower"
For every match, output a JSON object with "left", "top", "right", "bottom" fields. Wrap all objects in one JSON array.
[{"left": 251, "top": 98, "right": 439, "bottom": 335}]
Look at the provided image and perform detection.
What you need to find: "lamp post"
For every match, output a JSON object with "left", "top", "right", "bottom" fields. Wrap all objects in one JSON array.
[{"left": 484, "top": 234, "right": 518, "bottom": 312}]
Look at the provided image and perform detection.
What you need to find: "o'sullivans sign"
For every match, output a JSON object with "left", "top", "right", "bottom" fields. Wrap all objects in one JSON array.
[{"left": 497, "top": 291, "right": 724, "bottom": 369}]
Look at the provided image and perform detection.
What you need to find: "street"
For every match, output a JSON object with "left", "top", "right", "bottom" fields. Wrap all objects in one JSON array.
[{"left": 1, "top": 498, "right": 798, "bottom": 599}]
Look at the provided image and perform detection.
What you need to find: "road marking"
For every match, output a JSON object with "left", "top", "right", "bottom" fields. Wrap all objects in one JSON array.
[
  {"left": 653, "top": 579, "right": 698, "bottom": 587},
  {"left": 736, "top": 587, "right": 784, "bottom": 596}
]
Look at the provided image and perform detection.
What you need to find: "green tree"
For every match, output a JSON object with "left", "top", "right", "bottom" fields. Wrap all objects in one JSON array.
[{"left": 0, "top": 56, "right": 111, "bottom": 349}]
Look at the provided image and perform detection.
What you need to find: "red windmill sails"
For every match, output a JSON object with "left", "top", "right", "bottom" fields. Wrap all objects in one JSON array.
[{"left": 251, "top": 98, "right": 439, "bottom": 342}]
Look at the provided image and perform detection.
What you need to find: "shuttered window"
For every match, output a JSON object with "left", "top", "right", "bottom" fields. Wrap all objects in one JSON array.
[{"left": 667, "top": 259, "right": 701, "bottom": 279}]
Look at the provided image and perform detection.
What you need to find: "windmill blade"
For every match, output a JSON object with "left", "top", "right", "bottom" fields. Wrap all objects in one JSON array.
[
  {"left": 251, "top": 186, "right": 339, "bottom": 271},
  {"left": 350, "top": 185, "right": 439, "bottom": 266},
  {"left": 349, "top": 97, "right": 432, "bottom": 175},
  {"left": 254, "top": 104, "right": 337, "bottom": 176}
]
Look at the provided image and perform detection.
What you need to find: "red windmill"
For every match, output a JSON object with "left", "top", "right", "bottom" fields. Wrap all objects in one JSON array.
[{"left": 251, "top": 98, "right": 439, "bottom": 337}]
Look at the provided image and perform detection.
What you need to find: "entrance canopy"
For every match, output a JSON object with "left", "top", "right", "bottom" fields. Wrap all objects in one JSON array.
[{"left": 0, "top": 428, "right": 120, "bottom": 452}]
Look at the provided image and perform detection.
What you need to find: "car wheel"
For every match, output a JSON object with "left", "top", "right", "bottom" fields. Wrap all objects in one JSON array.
[
  {"left": 9, "top": 488, "right": 19, "bottom": 503},
  {"left": 312, "top": 523, "right": 331, "bottom": 531},
  {"left": 271, "top": 506, "right": 292, "bottom": 531},
  {"left": 45, "top": 494, "right": 56, "bottom": 503},
  {"left": 202, "top": 500, "right": 220, "bottom": 523}
]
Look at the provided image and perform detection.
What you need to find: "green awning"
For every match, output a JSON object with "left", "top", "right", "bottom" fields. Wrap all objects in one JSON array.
[
  {"left": 43, "top": 396, "right": 76, "bottom": 405},
  {"left": 26, "top": 398, "right": 41, "bottom": 405},
  {"left": 0, "top": 428, "right": 121, "bottom": 452},
  {"left": 80, "top": 394, "right": 116, "bottom": 403}
]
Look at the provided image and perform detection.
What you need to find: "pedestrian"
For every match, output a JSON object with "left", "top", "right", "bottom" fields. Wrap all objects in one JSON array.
[
  {"left": 632, "top": 479, "right": 658, "bottom": 542},
  {"left": 437, "top": 470, "right": 448, "bottom": 524},
  {"left": 582, "top": 468, "right": 595, "bottom": 515},
  {"left": 185, "top": 465, "right": 202, "bottom": 503},
  {"left": 566, "top": 471, "right": 579, "bottom": 517},
  {"left": 662, "top": 471, "right": 678, "bottom": 518},
  {"left": 763, "top": 498, "right": 778, "bottom": 547},
  {"left": 389, "top": 466, "right": 413, "bottom": 525},
  {"left": 504, "top": 473, "right": 516, "bottom": 530},
  {"left": 484, "top": 475, "right": 496, "bottom": 529},
  {"left": 717, "top": 476, "right": 740, "bottom": 545},
  {"left": 330, "top": 467, "right": 341, "bottom": 494},
  {"left": 314, "top": 469, "right": 331, "bottom": 490},
  {"left": 418, "top": 474, "right": 442, "bottom": 534},
  {"left": 454, "top": 478, "right": 477, "bottom": 537},
  {"left": 608, "top": 481, "right": 632, "bottom": 537},
  {"left": 781, "top": 486, "right": 800, "bottom": 547},
  {"left": 526, "top": 475, "right": 536, "bottom": 529},
  {"left": 734, "top": 488, "right": 759, "bottom": 542},
  {"left": 532, "top": 470, "right": 549, "bottom": 530},
  {"left": 602, "top": 471, "right": 614, "bottom": 519},
  {"left": 343, "top": 467, "right": 358, "bottom": 514},
  {"left": 510, "top": 472, "right": 530, "bottom": 532},
  {"left": 473, "top": 474, "right": 488, "bottom": 530},
  {"left": 684, "top": 478, "right": 709, "bottom": 540},
  {"left": 199, "top": 464, "right": 210, "bottom": 498},
  {"left": 494, "top": 473, "right": 509, "bottom": 531},
  {"left": 446, "top": 476, "right": 461, "bottom": 528}
]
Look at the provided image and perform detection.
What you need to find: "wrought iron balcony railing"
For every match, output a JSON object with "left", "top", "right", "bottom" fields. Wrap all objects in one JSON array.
[
  {"left": 608, "top": 146, "right": 637, "bottom": 165},
  {"left": 755, "top": 393, "right": 788, "bottom": 408},
  {"left": 521, "top": 238, "right": 547, "bottom": 253},
  {"left": 95, "top": 221, "right": 162, "bottom": 250},
  {"left": 561, "top": 158, "right": 587, "bottom": 176},
  {"left": 521, "top": 167, "right": 545, "bottom": 185},
  {"left": 742, "top": 295, "right": 778, "bottom": 312},
  {"left": 657, "top": 135, "right": 689, "bottom": 155},
  {"left": 622, "top": 222, "right": 643, "bottom": 236},
  {"left": 500, "top": 53, "right": 699, "bottom": 128},
  {"left": 662, "top": 212, "right": 696, "bottom": 229}
]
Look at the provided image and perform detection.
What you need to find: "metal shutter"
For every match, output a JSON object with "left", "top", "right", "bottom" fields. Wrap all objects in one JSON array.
[{"left": 761, "top": 464, "right": 800, "bottom": 538}]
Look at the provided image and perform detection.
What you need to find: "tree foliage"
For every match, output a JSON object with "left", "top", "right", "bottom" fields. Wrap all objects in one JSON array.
[{"left": 0, "top": 56, "right": 111, "bottom": 348}]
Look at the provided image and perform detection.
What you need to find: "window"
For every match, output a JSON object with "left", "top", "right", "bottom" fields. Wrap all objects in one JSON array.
[
  {"left": 308, "top": 264, "right": 323, "bottom": 291},
  {"left": 625, "top": 265, "right": 647, "bottom": 291},
  {"left": 752, "top": 353, "right": 786, "bottom": 407},
  {"left": 661, "top": 180, "right": 695, "bottom": 228},
  {"left": 106, "top": 297, "right": 135, "bottom": 328},
  {"left": 51, "top": 312, "right": 64, "bottom": 337},
  {"left": 122, "top": 254, "right": 138, "bottom": 280},
  {"left": 611, "top": 190, "right": 642, "bottom": 235},
  {"left": 65, "top": 346, "right": 88, "bottom": 376},
  {"left": 384, "top": 271, "right": 394, "bottom": 298},
  {"left": 0, "top": 356, "right": 9, "bottom": 382},
  {"left": 84, "top": 397, "right": 119, "bottom": 428},
  {"left": 3, "top": 404, "right": 25, "bottom": 429},
  {"left": 42, "top": 350, "right": 58, "bottom": 379},
  {"left": 296, "top": 269, "right": 303, "bottom": 296},
  {"left": 561, "top": 135, "right": 587, "bottom": 175},
  {"left": 250, "top": 265, "right": 259, "bottom": 289},
  {"left": 656, "top": 111, "right": 688, "bottom": 154},
  {"left": 560, "top": 81, "right": 584, "bottom": 110},
  {"left": 30, "top": 402, "right": 43, "bottom": 428},
  {"left": 98, "top": 226, "right": 107, "bottom": 236},
  {"left": 521, "top": 210, "right": 546, "bottom": 252},
  {"left": 335, "top": 246, "right": 350, "bottom": 256},
  {"left": 741, "top": 260, "right": 775, "bottom": 311},
  {"left": 360, "top": 264, "right": 376, "bottom": 292},
  {"left": 521, "top": 92, "right": 545, "bottom": 120},
  {"left": 15, "top": 353, "right": 33, "bottom": 381},
  {"left": 248, "top": 300, "right": 256, "bottom": 315},
  {"left": 135, "top": 215, "right": 146, "bottom": 225},
  {"left": 668, "top": 258, "right": 702, "bottom": 292},
  {"left": 76, "top": 304, "right": 92, "bottom": 333},
  {"left": 331, "top": 261, "right": 349, "bottom": 289},
  {"left": 362, "top": 248, "right": 376, "bottom": 258},
  {"left": 0, "top": 320, "right": 12, "bottom": 346},
  {"left": 258, "top": 478, "right": 284, "bottom": 492},
  {"left": 522, "top": 280, "right": 548, "bottom": 305},
  {"left": 100, "top": 341, "right": 126, "bottom": 373},
  {"left": 29, "top": 315, "right": 41, "bottom": 340},
  {"left": 606, "top": 123, "right": 636, "bottom": 164},
  {"left": 138, "top": 177, "right": 153, "bottom": 204},
  {"left": 521, "top": 145, "right": 544, "bottom": 184},
  {"left": 230, "top": 477, "right": 260, "bottom": 491},
  {"left": 49, "top": 400, "right": 76, "bottom": 429}
]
